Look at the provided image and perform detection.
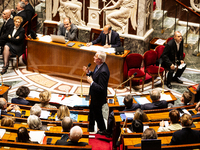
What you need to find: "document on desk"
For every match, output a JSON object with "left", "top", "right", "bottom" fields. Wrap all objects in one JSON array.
[
  {"left": 38, "top": 35, "right": 52, "bottom": 42},
  {"left": 133, "top": 96, "right": 151, "bottom": 105},
  {"left": 160, "top": 94, "right": 172, "bottom": 101},
  {"left": 60, "top": 94, "right": 82, "bottom": 107},
  {"left": 40, "top": 110, "right": 50, "bottom": 119},
  {"left": 118, "top": 96, "right": 125, "bottom": 105},
  {"left": 0, "top": 129, "right": 6, "bottom": 139},
  {"left": 29, "top": 131, "right": 45, "bottom": 144},
  {"left": 155, "top": 39, "right": 166, "bottom": 45},
  {"left": 80, "top": 46, "right": 115, "bottom": 53},
  {"left": 49, "top": 94, "right": 64, "bottom": 103},
  {"left": 28, "top": 91, "right": 40, "bottom": 98}
]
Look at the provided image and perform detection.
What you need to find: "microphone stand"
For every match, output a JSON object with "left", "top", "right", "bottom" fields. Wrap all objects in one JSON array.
[
  {"left": 116, "top": 118, "right": 127, "bottom": 147},
  {"left": 158, "top": 64, "right": 164, "bottom": 94},
  {"left": 113, "top": 73, "right": 137, "bottom": 103}
]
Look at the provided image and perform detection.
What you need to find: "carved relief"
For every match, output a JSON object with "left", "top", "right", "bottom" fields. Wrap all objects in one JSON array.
[
  {"left": 102, "top": 0, "right": 138, "bottom": 34},
  {"left": 190, "top": 0, "right": 200, "bottom": 12},
  {"left": 58, "top": 0, "right": 85, "bottom": 25},
  {"left": 146, "top": 0, "right": 151, "bottom": 26}
]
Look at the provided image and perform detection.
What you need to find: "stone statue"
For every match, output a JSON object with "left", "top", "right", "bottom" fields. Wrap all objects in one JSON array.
[
  {"left": 102, "top": 0, "right": 138, "bottom": 34},
  {"left": 58, "top": 0, "right": 85, "bottom": 25}
]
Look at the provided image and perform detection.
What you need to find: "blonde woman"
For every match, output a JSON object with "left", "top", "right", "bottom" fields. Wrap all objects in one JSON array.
[
  {"left": 134, "top": 108, "right": 149, "bottom": 122},
  {"left": 56, "top": 105, "right": 70, "bottom": 121},
  {"left": 34, "top": 90, "right": 57, "bottom": 109}
]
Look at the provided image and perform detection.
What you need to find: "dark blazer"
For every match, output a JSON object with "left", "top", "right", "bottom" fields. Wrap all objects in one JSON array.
[
  {"left": 92, "top": 30, "right": 121, "bottom": 47},
  {"left": 160, "top": 38, "right": 184, "bottom": 69},
  {"left": 192, "top": 113, "right": 200, "bottom": 118},
  {"left": 0, "top": 18, "right": 14, "bottom": 37},
  {"left": 25, "top": 3, "right": 35, "bottom": 22},
  {"left": 13, "top": 10, "right": 27, "bottom": 27},
  {"left": 6, "top": 26, "right": 25, "bottom": 56},
  {"left": 1, "top": 110, "right": 21, "bottom": 117},
  {"left": 141, "top": 100, "right": 168, "bottom": 110},
  {"left": 170, "top": 128, "right": 200, "bottom": 145},
  {"left": 88, "top": 62, "right": 110, "bottom": 106},
  {"left": 195, "top": 84, "right": 200, "bottom": 102},
  {"left": 124, "top": 103, "right": 141, "bottom": 111},
  {"left": 56, "top": 140, "right": 88, "bottom": 146},
  {"left": 11, "top": 97, "right": 30, "bottom": 105},
  {"left": 57, "top": 23, "right": 78, "bottom": 41}
]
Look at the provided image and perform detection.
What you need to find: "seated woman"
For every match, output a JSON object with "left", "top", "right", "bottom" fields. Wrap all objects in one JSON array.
[
  {"left": 56, "top": 105, "right": 70, "bottom": 121},
  {"left": 1, "top": 16, "right": 25, "bottom": 74},
  {"left": 34, "top": 90, "right": 57, "bottom": 109},
  {"left": 170, "top": 113, "right": 200, "bottom": 145},
  {"left": 27, "top": 115, "right": 48, "bottom": 131},
  {"left": 1, "top": 117, "right": 15, "bottom": 127},
  {"left": 129, "top": 119, "right": 143, "bottom": 133},
  {"left": 157, "top": 109, "right": 182, "bottom": 132},
  {"left": 11, "top": 86, "right": 30, "bottom": 105},
  {"left": 17, "top": 127, "right": 31, "bottom": 143},
  {"left": 134, "top": 108, "right": 149, "bottom": 122}
]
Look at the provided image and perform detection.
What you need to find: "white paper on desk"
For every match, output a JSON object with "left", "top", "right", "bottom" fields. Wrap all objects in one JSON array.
[
  {"left": 28, "top": 91, "right": 40, "bottom": 98},
  {"left": 164, "top": 121, "right": 169, "bottom": 127},
  {"left": 182, "top": 109, "right": 191, "bottom": 115},
  {"left": 40, "top": 110, "right": 50, "bottom": 119},
  {"left": 125, "top": 112, "right": 135, "bottom": 118},
  {"left": 178, "top": 63, "right": 186, "bottom": 69},
  {"left": 36, "top": 33, "right": 43, "bottom": 38},
  {"left": 135, "top": 97, "right": 151, "bottom": 105},
  {"left": 80, "top": 45, "right": 115, "bottom": 53},
  {"left": 143, "top": 125, "right": 149, "bottom": 132},
  {"left": 155, "top": 39, "right": 166, "bottom": 45},
  {"left": 49, "top": 93, "right": 63, "bottom": 104},
  {"left": 60, "top": 94, "right": 82, "bottom": 107},
  {"left": 0, "top": 129, "right": 6, "bottom": 139},
  {"left": 160, "top": 94, "right": 172, "bottom": 101},
  {"left": 29, "top": 131, "right": 45, "bottom": 144},
  {"left": 39, "top": 35, "right": 52, "bottom": 42}
]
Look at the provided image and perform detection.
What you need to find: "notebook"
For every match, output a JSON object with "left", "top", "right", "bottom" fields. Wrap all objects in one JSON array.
[{"left": 51, "top": 35, "right": 66, "bottom": 44}]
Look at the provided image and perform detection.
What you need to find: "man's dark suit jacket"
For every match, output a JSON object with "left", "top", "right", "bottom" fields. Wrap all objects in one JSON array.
[
  {"left": 195, "top": 84, "right": 200, "bottom": 102},
  {"left": 55, "top": 134, "right": 69, "bottom": 145},
  {"left": 141, "top": 100, "right": 168, "bottom": 110},
  {"left": 192, "top": 113, "right": 200, "bottom": 118},
  {"left": 170, "top": 128, "right": 200, "bottom": 145},
  {"left": 25, "top": 3, "right": 35, "bottom": 22},
  {"left": 1, "top": 110, "right": 21, "bottom": 117},
  {"left": 13, "top": 10, "right": 27, "bottom": 27},
  {"left": 92, "top": 30, "right": 121, "bottom": 47},
  {"left": 160, "top": 38, "right": 184, "bottom": 69},
  {"left": 56, "top": 140, "right": 88, "bottom": 146},
  {"left": 0, "top": 18, "right": 14, "bottom": 37},
  {"left": 6, "top": 26, "right": 25, "bottom": 56},
  {"left": 88, "top": 62, "right": 110, "bottom": 106},
  {"left": 11, "top": 98, "right": 30, "bottom": 105}
]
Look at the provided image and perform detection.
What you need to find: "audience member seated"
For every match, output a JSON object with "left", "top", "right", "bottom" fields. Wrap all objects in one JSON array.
[
  {"left": 30, "top": 105, "right": 42, "bottom": 117},
  {"left": 1, "top": 16, "right": 25, "bottom": 75},
  {"left": 11, "top": 86, "right": 30, "bottom": 105},
  {"left": 100, "top": 95, "right": 140, "bottom": 137},
  {"left": 141, "top": 88, "right": 168, "bottom": 110},
  {"left": 56, "top": 126, "right": 88, "bottom": 146},
  {"left": 192, "top": 102, "right": 200, "bottom": 118},
  {"left": 195, "top": 84, "right": 200, "bottom": 102},
  {"left": 34, "top": 90, "right": 57, "bottom": 109},
  {"left": 57, "top": 17, "right": 78, "bottom": 41},
  {"left": 0, "top": 98, "right": 21, "bottom": 117},
  {"left": 168, "top": 91, "right": 192, "bottom": 108},
  {"left": 86, "top": 24, "right": 121, "bottom": 48},
  {"left": 27, "top": 115, "right": 47, "bottom": 130},
  {"left": 170, "top": 113, "right": 200, "bottom": 145},
  {"left": 1, "top": 116, "right": 15, "bottom": 127},
  {"left": 55, "top": 117, "right": 73, "bottom": 145},
  {"left": 11, "top": 1, "right": 27, "bottom": 27},
  {"left": 129, "top": 119, "right": 143, "bottom": 133},
  {"left": 56, "top": 105, "right": 70, "bottom": 121},
  {"left": 157, "top": 109, "right": 182, "bottom": 132},
  {"left": 16, "top": 127, "right": 31, "bottom": 143},
  {"left": 134, "top": 108, "right": 149, "bottom": 122}
]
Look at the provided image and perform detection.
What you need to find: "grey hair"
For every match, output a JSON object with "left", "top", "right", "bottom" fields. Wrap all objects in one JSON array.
[
  {"left": 19, "top": 2, "right": 26, "bottom": 9},
  {"left": 69, "top": 126, "right": 83, "bottom": 142},
  {"left": 150, "top": 88, "right": 161, "bottom": 101},
  {"left": 27, "top": 115, "right": 42, "bottom": 130},
  {"left": 30, "top": 105, "right": 42, "bottom": 117},
  {"left": 97, "top": 51, "right": 106, "bottom": 62},
  {"left": 0, "top": 98, "right": 6, "bottom": 109}
]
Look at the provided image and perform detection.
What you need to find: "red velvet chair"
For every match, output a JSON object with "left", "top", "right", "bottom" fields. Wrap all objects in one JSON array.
[
  {"left": 143, "top": 50, "right": 164, "bottom": 89},
  {"left": 124, "top": 53, "right": 145, "bottom": 92},
  {"left": 165, "top": 37, "right": 173, "bottom": 44}
]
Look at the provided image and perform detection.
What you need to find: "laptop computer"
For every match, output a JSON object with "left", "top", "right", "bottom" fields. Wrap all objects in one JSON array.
[{"left": 51, "top": 35, "right": 68, "bottom": 44}]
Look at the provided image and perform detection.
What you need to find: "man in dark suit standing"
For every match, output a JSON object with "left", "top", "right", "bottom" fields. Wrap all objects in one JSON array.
[
  {"left": 57, "top": 17, "right": 78, "bottom": 41},
  {"left": 83, "top": 51, "right": 110, "bottom": 133},
  {"left": 87, "top": 24, "right": 121, "bottom": 48},
  {"left": 160, "top": 31, "right": 186, "bottom": 89},
  {"left": 0, "top": 98, "right": 21, "bottom": 117},
  {"left": 141, "top": 88, "right": 168, "bottom": 110},
  {"left": 12, "top": 1, "right": 27, "bottom": 27}
]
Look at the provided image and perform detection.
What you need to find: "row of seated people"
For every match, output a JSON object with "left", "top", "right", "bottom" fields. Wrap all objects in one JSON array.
[{"left": 0, "top": 0, "right": 35, "bottom": 74}]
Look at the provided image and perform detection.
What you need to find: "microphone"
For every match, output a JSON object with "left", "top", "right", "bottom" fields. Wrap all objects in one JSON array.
[
  {"left": 113, "top": 72, "right": 137, "bottom": 103},
  {"left": 81, "top": 63, "right": 91, "bottom": 97}
]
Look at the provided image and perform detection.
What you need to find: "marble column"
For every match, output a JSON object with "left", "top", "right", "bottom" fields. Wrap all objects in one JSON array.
[
  {"left": 137, "top": 0, "right": 153, "bottom": 36},
  {"left": 87, "top": 0, "right": 100, "bottom": 28},
  {"left": 46, "top": 0, "right": 52, "bottom": 20}
]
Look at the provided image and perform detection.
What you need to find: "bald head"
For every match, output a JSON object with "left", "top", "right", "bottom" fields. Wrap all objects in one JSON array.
[
  {"left": 2, "top": 9, "right": 11, "bottom": 20},
  {"left": 103, "top": 24, "right": 112, "bottom": 35},
  {"left": 62, "top": 117, "right": 73, "bottom": 132},
  {"left": 69, "top": 126, "right": 83, "bottom": 142},
  {"left": 174, "top": 31, "right": 182, "bottom": 43},
  {"left": 0, "top": 98, "right": 7, "bottom": 110}
]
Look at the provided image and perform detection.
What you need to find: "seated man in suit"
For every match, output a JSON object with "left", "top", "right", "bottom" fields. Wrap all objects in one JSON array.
[
  {"left": 12, "top": 1, "right": 27, "bottom": 27},
  {"left": 160, "top": 31, "right": 186, "bottom": 89},
  {"left": 11, "top": 86, "right": 30, "bottom": 105},
  {"left": 86, "top": 24, "right": 121, "bottom": 48},
  {"left": 0, "top": 98, "right": 21, "bottom": 117},
  {"left": 55, "top": 117, "right": 73, "bottom": 145},
  {"left": 100, "top": 95, "right": 141, "bottom": 137},
  {"left": 141, "top": 88, "right": 168, "bottom": 110},
  {"left": 192, "top": 102, "right": 200, "bottom": 118},
  {"left": 57, "top": 16, "right": 78, "bottom": 41}
]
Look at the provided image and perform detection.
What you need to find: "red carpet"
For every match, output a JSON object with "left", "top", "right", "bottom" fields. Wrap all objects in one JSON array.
[{"left": 89, "top": 134, "right": 112, "bottom": 150}]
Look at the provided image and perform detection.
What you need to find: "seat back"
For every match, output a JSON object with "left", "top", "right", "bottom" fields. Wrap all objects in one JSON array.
[
  {"left": 22, "top": 21, "right": 29, "bottom": 36},
  {"left": 141, "top": 139, "right": 161, "bottom": 150},
  {"left": 143, "top": 50, "right": 157, "bottom": 68},
  {"left": 31, "top": 14, "right": 38, "bottom": 32},
  {"left": 90, "top": 28, "right": 102, "bottom": 41},
  {"left": 155, "top": 45, "right": 165, "bottom": 59},
  {"left": 126, "top": 53, "right": 143, "bottom": 69},
  {"left": 166, "top": 37, "right": 173, "bottom": 44},
  {"left": 43, "top": 21, "right": 58, "bottom": 35}
]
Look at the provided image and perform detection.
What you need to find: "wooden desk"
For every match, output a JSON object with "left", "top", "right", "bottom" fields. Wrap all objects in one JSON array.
[
  {"left": 0, "top": 84, "right": 11, "bottom": 101},
  {"left": 149, "top": 37, "right": 166, "bottom": 49},
  {"left": 27, "top": 38, "right": 130, "bottom": 87},
  {"left": 187, "top": 84, "right": 198, "bottom": 104}
]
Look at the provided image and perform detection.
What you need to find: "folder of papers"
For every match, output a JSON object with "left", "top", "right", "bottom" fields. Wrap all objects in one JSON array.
[{"left": 133, "top": 96, "right": 151, "bottom": 105}]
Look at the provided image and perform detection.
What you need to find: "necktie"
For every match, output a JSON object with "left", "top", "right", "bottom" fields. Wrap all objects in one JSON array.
[
  {"left": 106, "top": 34, "right": 110, "bottom": 45},
  {"left": 94, "top": 66, "right": 98, "bottom": 74}
]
